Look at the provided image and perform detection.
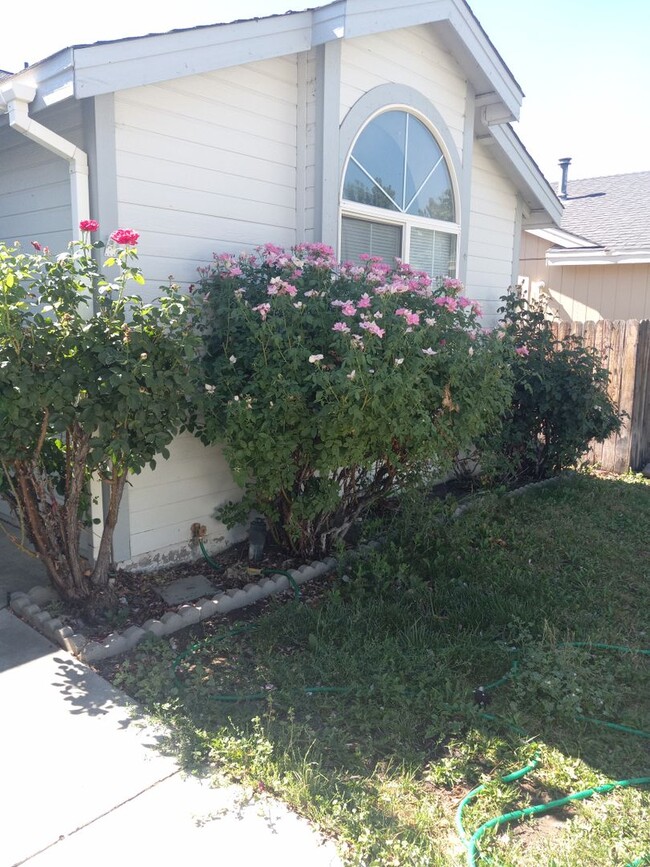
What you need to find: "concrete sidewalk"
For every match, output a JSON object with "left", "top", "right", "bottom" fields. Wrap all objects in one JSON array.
[
  {"left": 0, "top": 520, "right": 49, "bottom": 607},
  {"left": 0, "top": 609, "right": 342, "bottom": 867}
]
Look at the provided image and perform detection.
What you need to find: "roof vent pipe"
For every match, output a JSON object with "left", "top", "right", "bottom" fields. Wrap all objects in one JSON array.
[{"left": 558, "top": 157, "right": 571, "bottom": 198}]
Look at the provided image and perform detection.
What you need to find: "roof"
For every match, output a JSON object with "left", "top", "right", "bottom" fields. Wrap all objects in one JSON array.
[
  {"left": 557, "top": 172, "right": 650, "bottom": 249},
  {"left": 529, "top": 171, "right": 650, "bottom": 265},
  {"left": 0, "top": 0, "right": 561, "bottom": 229}
]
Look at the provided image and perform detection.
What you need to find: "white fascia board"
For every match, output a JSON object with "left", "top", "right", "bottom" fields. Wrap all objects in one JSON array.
[
  {"left": 73, "top": 13, "right": 314, "bottom": 98},
  {"left": 337, "top": 0, "right": 522, "bottom": 121},
  {"left": 486, "top": 124, "right": 563, "bottom": 227},
  {"left": 313, "top": 1, "right": 347, "bottom": 43},
  {"left": 0, "top": 50, "right": 74, "bottom": 122},
  {"left": 547, "top": 247, "right": 650, "bottom": 266},
  {"left": 527, "top": 226, "right": 595, "bottom": 248},
  {"left": 4, "top": 0, "right": 523, "bottom": 127}
]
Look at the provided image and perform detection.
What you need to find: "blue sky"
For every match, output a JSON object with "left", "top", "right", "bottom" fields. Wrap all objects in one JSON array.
[{"left": 2, "top": 0, "right": 647, "bottom": 183}]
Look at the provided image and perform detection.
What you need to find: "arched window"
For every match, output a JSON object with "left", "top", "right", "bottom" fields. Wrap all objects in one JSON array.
[{"left": 340, "top": 110, "right": 459, "bottom": 277}]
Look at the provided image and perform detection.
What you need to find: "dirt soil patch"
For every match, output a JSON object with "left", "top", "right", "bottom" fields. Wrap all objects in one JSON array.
[{"left": 47, "top": 540, "right": 306, "bottom": 642}]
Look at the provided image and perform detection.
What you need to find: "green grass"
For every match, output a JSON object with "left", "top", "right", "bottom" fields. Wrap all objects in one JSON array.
[{"left": 111, "top": 472, "right": 650, "bottom": 866}]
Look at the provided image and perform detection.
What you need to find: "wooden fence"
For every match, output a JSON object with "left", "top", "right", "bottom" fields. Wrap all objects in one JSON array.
[{"left": 551, "top": 319, "right": 650, "bottom": 474}]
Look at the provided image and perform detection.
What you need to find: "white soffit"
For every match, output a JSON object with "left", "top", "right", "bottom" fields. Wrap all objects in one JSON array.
[
  {"left": 527, "top": 226, "right": 595, "bottom": 248},
  {"left": 547, "top": 247, "right": 650, "bottom": 266}
]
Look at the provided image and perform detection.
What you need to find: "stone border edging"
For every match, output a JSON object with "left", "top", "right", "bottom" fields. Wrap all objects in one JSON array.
[
  {"left": 8, "top": 474, "right": 574, "bottom": 664},
  {"left": 9, "top": 545, "right": 378, "bottom": 664}
]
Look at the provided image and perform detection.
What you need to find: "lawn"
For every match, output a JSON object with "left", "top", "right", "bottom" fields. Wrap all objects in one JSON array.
[{"left": 110, "top": 472, "right": 650, "bottom": 866}]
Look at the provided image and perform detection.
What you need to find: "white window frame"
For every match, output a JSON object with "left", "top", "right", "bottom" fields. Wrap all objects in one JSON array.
[{"left": 339, "top": 108, "right": 460, "bottom": 276}]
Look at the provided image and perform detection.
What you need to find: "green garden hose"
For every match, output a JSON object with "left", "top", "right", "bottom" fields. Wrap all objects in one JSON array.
[
  {"left": 459, "top": 641, "right": 650, "bottom": 866},
  {"left": 262, "top": 569, "right": 302, "bottom": 601},
  {"left": 197, "top": 533, "right": 302, "bottom": 602},
  {"left": 171, "top": 579, "right": 649, "bottom": 865},
  {"left": 461, "top": 771, "right": 650, "bottom": 867},
  {"left": 198, "top": 537, "right": 223, "bottom": 571}
]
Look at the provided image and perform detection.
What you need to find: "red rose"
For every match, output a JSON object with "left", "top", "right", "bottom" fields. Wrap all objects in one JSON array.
[
  {"left": 110, "top": 228, "right": 140, "bottom": 246},
  {"left": 79, "top": 219, "right": 99, "bottom": 232}
]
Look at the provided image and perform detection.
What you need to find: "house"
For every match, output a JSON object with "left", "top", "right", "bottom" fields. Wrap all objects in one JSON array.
[
  {"left": 0, "top": 0, "right": 562, "bottom": 569},
  {"left": 519, "top": 162, "right": 650, "bottom": 322}
]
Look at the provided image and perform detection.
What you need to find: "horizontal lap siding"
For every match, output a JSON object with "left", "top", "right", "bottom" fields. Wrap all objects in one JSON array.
[
  {"left": 340, "top": 26, "right": 467, "bottom": 159},
  {"left": 123, "top": 433, "right": 244, "bottom": 567},
  {"left": 113, "top": 56, "right": 299, "bottom": 297},
  {"left": 0, "top": 101, "right": 84, "bottom": 252},
  {"left": 466, "top": 141, "right": 518, "bottom": 322},
  {"left": 111, "top": 60, "right": 300, "bottom": 566}
]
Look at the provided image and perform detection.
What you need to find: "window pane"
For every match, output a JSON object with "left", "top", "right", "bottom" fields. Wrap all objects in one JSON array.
[
  {"left": 410, "top": 227, "right": 457, "bottom": 278},
  {"left": 407, "top": 161, "right": 455, "bottom": 220},
  {"left": 343, "top": 110, "right": 456, "bottom": 224},
  {"left": 343, "top": 160, "right": 400, "bottom": 211},
  {"left": 345, "top": 111, "right": 406, "bottom": 209},
  {"left": 341, "top": 217, "right": 402, "bottom": 264},
  {"left": 404, "top": 115, "right": 444, "bottom": 212}
]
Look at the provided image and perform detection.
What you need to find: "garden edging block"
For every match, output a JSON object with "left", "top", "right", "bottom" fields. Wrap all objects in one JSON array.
[{"left": 8, "top": 475, "right": 574, "bottom": 664}]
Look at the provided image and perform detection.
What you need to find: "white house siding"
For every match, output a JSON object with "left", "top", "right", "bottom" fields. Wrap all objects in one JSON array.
[
  {"left": 0, "top": 100, "right": 84, "bottom": 252},
  {"left": 466, "top": 140, "right": 518, "bottom": 322},
  {"left": 108, "top": 57, "right": 300, "bottom": 567},
  {"left": 112, "top": 55, "right": 300, "bottom": 298},
  {"left": 120, "top": 433, "right": 245, "bottom": 569},
  {"left": 339, "top": 26, "right": 467, "bottom": 160}
]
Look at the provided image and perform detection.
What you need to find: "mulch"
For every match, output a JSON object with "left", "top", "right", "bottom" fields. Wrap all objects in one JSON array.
[{"left": 53, "top": 539, "right": 309, "bottom": 642}]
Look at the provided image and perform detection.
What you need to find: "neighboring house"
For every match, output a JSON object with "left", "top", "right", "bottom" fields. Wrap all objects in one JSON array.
[
  {"left": 519, "top": 164, "right": 650, "bottom": 322},
  {"left": 0, "top": 0, "right": 561, "bottom": 568}
]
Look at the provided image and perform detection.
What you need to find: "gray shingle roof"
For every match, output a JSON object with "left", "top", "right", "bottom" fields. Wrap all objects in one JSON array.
[{"left": 556, "top": 171, "right": 650, "bottom": 250}]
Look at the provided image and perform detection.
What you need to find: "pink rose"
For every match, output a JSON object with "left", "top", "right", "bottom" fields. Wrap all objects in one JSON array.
[
  {"left": 252, "top": 303, "right": 271, "bottom": 321},
  {"left": 332, "top": 322, "right": 350, "bottom": 333},
  {"left": 79, "top": 219, "right": 99, "bottom": 233},
  {"left": 359, "top": 321, "right": 385, "bottom": 338},
  {"left": 31, "top": 240, "right": 42, "bottom": 251},
  {"left": 515, "top": 345, "right": 530, "bottom": 357},
  {"left": 110, "top": 228, "right": 140, "bottom": 246}
]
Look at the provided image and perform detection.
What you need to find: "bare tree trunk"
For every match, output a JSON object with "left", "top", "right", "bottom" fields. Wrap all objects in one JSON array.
[
  {"left": 12, "top": 460, "right": 93, "bottom": 600},
  {"left": 92, "top": 466, "right": 128, "bottom": 587}
]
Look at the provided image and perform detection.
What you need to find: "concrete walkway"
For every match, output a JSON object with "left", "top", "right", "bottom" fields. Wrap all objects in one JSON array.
[
  {"left": 0, "top": 519, "right": 50, "bottom": 607},
  {"left": 0, "top": 596, "right": 342, "bottom": 867}
]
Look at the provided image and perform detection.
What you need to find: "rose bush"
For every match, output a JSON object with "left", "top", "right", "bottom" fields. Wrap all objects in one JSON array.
[
  {"left": 474, "top": 292, "right": 623, "bottom": 485},
  {"left": 196, "top": 243, "right": 512, "bottom": 557},
  {"left": 0, "top": 224, "right": 201, "bottom": 605}
]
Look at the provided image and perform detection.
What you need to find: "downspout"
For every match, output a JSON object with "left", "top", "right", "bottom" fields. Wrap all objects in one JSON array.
[
  {"left": 0, "top": 79, "right": 100, "bottom": 565},
  {"left": 0, "top": 81, "right": 89, "bottom": 238}
]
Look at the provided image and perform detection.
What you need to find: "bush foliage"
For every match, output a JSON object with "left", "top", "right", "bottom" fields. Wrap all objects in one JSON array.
[
  {"left": 475, "top": 293, "right": 623, "bottom": 485},
  {"left": 196, "top": 244, "right": 512, "bottom": 557},
  {"left": 0, "top": 228, "right": 201, "bottom": 602}
]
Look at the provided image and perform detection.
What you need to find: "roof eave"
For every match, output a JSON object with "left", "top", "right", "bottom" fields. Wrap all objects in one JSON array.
[
  {"left": 547, "top": 247, "right": 650, "bottom": 266},
  {"left": 478, "top": 123, "right": 563, "bottom": 228},
  {"left": 526, "top": 226, "right": 596, "bottom": 248},
  {"left": 1, "top": 0, "right": 522, "bottom": 127},
  {"left": 0, "top": 49, "right": 74, "bottom": 118}
]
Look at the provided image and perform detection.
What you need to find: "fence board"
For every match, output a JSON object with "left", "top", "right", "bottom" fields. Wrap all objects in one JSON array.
[
  {"left": 552, "top": 318, "right": 649, "bottom": 473},
  {"left": 631, "top": 320, "right": 650, "bottom": 469}
]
